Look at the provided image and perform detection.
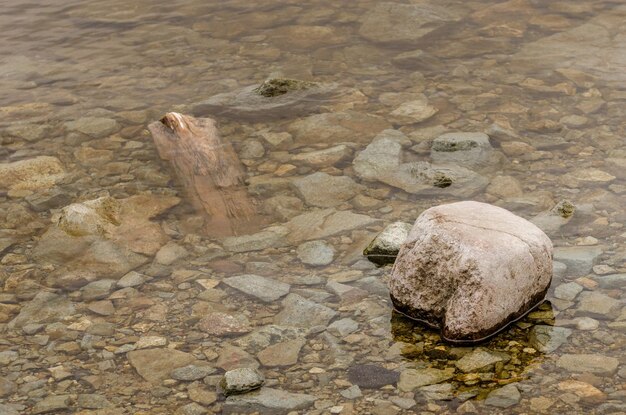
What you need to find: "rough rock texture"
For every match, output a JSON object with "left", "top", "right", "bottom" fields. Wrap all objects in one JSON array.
[
  {"left": 353, "top": 129, "right": 488, "bottom": 197},
  {"left": 192, "top": 79, "right": 341, "bottom": 120},
  {"left": 430, "top": 132, "right": 495, "bottom": 168},
  {"left": 127, "top": 348, "right": 198, "bottom": 382},
  {"left": 220, "top": 368, "right": 265, "bottom": 396},
  {"left": 222, "top": 387, "right": 315, "bottom": 414},
  {"left": 0, "top": 156, "right": 66, "bottom": 192},
  {"left": 291, "top": 172, "right": 360, "bottom": 207},
  {"left": 389, "top": 201, "right": 553, "bottom": 343},
  {"left": 363, "top": 222, "right": 412, "bottom": 266},
  {"left": 33, "top": 194, "right": 179, "bottom": 280}
]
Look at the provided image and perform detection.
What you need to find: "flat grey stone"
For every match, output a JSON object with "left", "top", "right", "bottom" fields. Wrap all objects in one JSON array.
[
  {"left": 556, "top": 354, "right": 619, "bottom": 375},
  {"left": 171, "top": 364, "right": 216, "bottom": 381},
  {"left": 222, "top": 227, "right": 289, "bottom": 253},
  {"left": 528, "top": 325, "right": 572, "bottom": 353},
  {"left": 223, "top": 387, "right": 315, "bottom": 414},
  {"left": 127, "top": 348, "right": 197, "bottom": 382},
  {"left": 223, "top": 274, "right": 290, "bottom": 303},
  {"left": 32, "top": 395, "right": 71, "bottom": 414},
  {"left": 418, "top": 383, "right": 454, "bottom": 401},
  {"left": 8, "top": 292, "right": 75, "bottom": 329},
  {"left": 176, "top": 403, "right": 207, "bottom": 415},
  {"left": 81, "top": 279, "right": 116, "bottom": 301},
  {"left": 455, "top": 348, "right": 510, "bottom": 373},
  {"left": 398, "top": 368, "right": 455, "bottom": 392},
  {"left": 340, "top": 385, "right": 362, "bottom": 399},
  {"left": 285, "top": 209, "right": 379, "bottom": 243},
  {"left": 576, "top": 291, "right": 622, "bottom": 320},
  {"left": 65, "top": 117, "right": 118, "bottom": 138},
  {"left": 554, "top": 246, "right": 603, "bottom": 277},
  {"left": 359, "top": 2, "right": 464, "bottom": 44},
  {"left": 296, "top": 240, "right": 335, "bottom": 266},
  {"left": 77, "top": 394, "right": 111, "bottom": 409},
  {"left": 292, "top": 172, "right": 360, "bottom": 207},
  {"left": 594, "top": 273, "right": 626, "bottom": 289},
  {"left": 117, "top": 271, "right": 146, "bottom": 288},
  {"left": 327, "top": 318, "right": 359, "bottom": 337},
  {"left": 485, "top": 384, "right": 521, "bottom": 408},
  {"left": 273, "top": 294, "right": 337, "bottom": 328},
  {"left": 553, "top": 282, "right": 583, "bottom": 301}
]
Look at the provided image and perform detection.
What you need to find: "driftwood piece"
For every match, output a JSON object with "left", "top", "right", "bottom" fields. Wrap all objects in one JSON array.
[{"left": 148, "top": 112, "right": 257, "bottom": 237}]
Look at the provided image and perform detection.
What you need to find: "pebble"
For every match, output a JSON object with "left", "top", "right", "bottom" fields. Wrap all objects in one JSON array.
[
  {"left": 223, "top": 274, "right": 291, "bottom": 302},
  {"left": 340, "top": 385, "right": 362, "bottom": 399},
  {"left": 553, "top": 246, "right": 603, "bottom": 276},
  {"left": 398, "top": 367, "right": 455, "bottom": 391},
  {"left": 455, "top": 348, "right": 510, "bottom": 373},
  {"left": 292, "top": 172, "right": 360, "bottom": 207},
  {"left": 222, "top": 387, "right": 316, "bottom": 413},
  {"left": 257, "top": 338, "right": 305, "bottom": 367},
  {"left": 197, "top": 312, "right": 251, "bottom": 336},
  {"left": 556, "top": 354, "right": 619, "bottom": 375},
  {"left": 273, "top": 294, "right": 337, "bottom": 328},
  {"left": 32, "top": 395, "right": 71, "bottom": 414},
  {"left": 296, "top": 240, "right": 335, "bottom": 266},
  {"left": 576, "top": 291, "right": 622, "bottom": 319},
  {"left": 485, "top": 384, "right": 521, "bottom": 408},
  {"left": 171, "top": 364, "right": 216, "bottom": 381},
  {"left": 127, "top": 348, "right": 197, "bottom": 382},
  {"left": 117, "top": 271, "right": 146, "bottom": 288},
  {"left": 347, "top": 364, "right": 400, "bottom": 389},
  {"left": 327, "top": 318, "right": 359, "bottom": 337},
  {"left": 554, "top": 282, "right": 583, "bottom": 301},
  {"left": 528, "top": 325, "right": 572, "bottom": 353}
]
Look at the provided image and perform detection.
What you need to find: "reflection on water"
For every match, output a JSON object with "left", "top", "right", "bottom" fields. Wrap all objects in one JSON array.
[{"left": 1, "top": 0, "right": 625, "bottom": 414}]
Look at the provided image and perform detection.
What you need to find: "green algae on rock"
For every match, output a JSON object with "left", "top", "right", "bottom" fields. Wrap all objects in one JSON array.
[{"left": 253, "top": 78, "right": 315, "bottom": 97}]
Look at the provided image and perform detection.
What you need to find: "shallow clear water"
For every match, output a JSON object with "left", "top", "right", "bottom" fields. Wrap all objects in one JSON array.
[{"left": 1, "top": 0, "right": 625, "bottom": 414}]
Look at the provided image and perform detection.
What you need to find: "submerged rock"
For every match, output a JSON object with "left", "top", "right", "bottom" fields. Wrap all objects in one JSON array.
[
  {"left": 222, "top": 387, "right": 315, "bottom": 414},
  {"left": 220, "top": 368, "right": 265, "bottom": 396},
  {"left": 430, "top": 132, "right": 496, "bottom": 168},
  {"left": 192, "top": 79, "right": 340, "bottom": 120},
  {"left": 0, "top": 156, "right": 66, "bottom": 193},
  {"left": 353, "top": 129, "right": 488, "bottom": 197},
  {"left": 34, "top": 194, "right": 179, "bottom": 281},
  {"left": 363, "top": 221, "right": 412, "bottom": 266},
  {"left": 390, "top": 201, "right": 553, "bottom": 343},
  {"left": 528, "top": 325, "right": 572, "bottom": 353},
  {"left": 359, "top": 2, "right": 465, "bottom": 44},
  {"left": 291, "top": 172, "right": 360, "bottom": 207}
]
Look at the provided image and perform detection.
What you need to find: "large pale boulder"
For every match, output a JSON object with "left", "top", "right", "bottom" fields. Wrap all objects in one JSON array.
[{"left": 390, "top": 201, "right": 552, "bottom": 343}]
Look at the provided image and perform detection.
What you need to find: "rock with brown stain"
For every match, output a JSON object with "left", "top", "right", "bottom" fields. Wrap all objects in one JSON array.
[{"left": 389, "top": 201, "right": 552, "bottom": 343}]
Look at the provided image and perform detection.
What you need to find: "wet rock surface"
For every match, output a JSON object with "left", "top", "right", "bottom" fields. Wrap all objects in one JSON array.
[{"left": 390, "top": 201, "right": 553, "bottom": 342}]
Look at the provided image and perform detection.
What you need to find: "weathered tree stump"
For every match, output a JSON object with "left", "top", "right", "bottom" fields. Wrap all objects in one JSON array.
[{"left": 148, "top": 112, "right": 257, "bottom": 237}]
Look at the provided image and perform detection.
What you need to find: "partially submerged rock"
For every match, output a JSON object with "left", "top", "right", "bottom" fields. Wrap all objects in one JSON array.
[
  {"left": 389, "top": 201, "right": 553, "bottom": 343},
  {"left": 353, "top": 129, "right": 488, "bottom": 197},
  {"left": 431, "top": 132, "right": 495, "bottom": 168},
  {"left": 363, "top": 222, "right": 412, "bottom": 266},
  {"left": 192, "top": 78, "right": 340, "bottom": 120}
]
